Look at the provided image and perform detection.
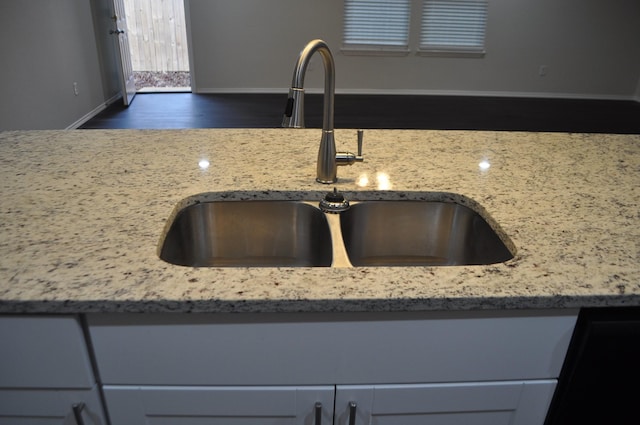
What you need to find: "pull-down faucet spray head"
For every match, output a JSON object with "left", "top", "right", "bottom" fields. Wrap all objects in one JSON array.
[{"left": 282, "top": 88, "right": 305, "bottom": 128}]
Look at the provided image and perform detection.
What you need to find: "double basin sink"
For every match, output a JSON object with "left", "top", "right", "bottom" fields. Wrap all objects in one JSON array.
[{"left": 159, "top": 192, "right": 514, "bottom": 268}]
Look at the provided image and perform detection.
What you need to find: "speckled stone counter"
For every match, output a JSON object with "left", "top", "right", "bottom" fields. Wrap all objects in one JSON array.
[{"left": 0, "top": 129, "right": 638, "bottom": 313}]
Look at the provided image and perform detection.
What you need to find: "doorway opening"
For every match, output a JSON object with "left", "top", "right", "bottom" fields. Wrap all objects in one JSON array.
[{"left": 122, "top": 0, "right": 191, "bottom": 92}]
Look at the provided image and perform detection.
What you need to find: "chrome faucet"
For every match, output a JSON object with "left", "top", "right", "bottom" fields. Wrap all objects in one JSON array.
[{"left": 282, "top": 39, "right": 363, "bottom": 183}]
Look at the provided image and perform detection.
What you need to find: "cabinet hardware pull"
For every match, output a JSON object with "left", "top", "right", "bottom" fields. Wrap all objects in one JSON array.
[
  {"left": 72, "top": 403, "right": 85, "bottom": 425},
  {"left": 315, "top": 402, "right": 322, "bottom": 425},
  {"left": 348, "top": 402, "right": 357, "bottom": 425}
]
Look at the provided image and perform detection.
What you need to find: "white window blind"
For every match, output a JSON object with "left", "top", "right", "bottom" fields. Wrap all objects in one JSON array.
[
  {"left": 420, "top": 0, "right": 488, "bottom": 55},
  {"left": 343, "top": 0, "right": 411, "bottom": 54}
]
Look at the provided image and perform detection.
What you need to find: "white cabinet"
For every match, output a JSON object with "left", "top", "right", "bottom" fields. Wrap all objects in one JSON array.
[
  {"left": 0, "top": 389, "right": 104, "bottom": 425},
  {"left": 101, "top": 382, "right": 556, "bottom": 425},
  {"left": 103, "top": 386, "right": 334, "bottom": 425},
  {"left": 335, "top": 382, "right": 556, "bottom": 425},
  {"left": 87, "top": 310, "right": 577, "bottom": 425},
  {"left": 0, "top": 316, "right": 106, "bottom": 425}
]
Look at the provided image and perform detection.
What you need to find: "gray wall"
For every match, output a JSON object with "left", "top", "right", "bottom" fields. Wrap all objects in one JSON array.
[
  {"left": 0, "top": 0, "right": 638, "bottom": 130},
  {"left": 0, "top": 0, "right": 119, "bottom": 130},
  {"left": 188, "top": 0, "right": 640, "bottom": 99}
]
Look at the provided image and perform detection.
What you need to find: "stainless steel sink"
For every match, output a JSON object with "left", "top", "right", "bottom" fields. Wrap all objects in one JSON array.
[
  {"left": 340, "top": 201, "right": 513, "bottom": 266},
  {"left": 159, "top": 194, "right": 514, "bottom": 268},
  {"left": 159, "top": 201, "right": 333, "bottom": 267}
]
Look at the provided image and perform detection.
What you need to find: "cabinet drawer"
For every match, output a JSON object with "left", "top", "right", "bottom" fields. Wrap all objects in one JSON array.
[
  {"left": 335, "top": 381, "right": 556, "bottom": 425},
  {"left": 0, "top": 315, "right": 94, "bottom": 388},
  {"left": 103, "top": 385, "right": 334, "bottom": 425},
  {"left": 88, "top": 310, "right": 577, "bottom": 386},
  {"left": 0, "top": 385, "right": 105, "bottom": 424}
]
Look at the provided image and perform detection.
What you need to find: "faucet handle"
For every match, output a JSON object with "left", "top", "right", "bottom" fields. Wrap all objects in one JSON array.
[{"left": 336, "top": 129, "right": 364, "bottom": 166}]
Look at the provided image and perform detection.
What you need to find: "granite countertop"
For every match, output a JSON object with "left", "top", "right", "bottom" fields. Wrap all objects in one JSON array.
[{"left": 0, "top": 129, "right": 638, "bottom": 313}]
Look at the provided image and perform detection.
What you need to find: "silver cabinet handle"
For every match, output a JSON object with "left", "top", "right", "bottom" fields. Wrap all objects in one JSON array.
[
  {"left": 348, "top": 402, "right": 357, "bottom": 425},
  {"left": 72, "top": 403, "right": 85, "bottom": 425},
  {"left": 315, "top": 402, "right": 322, "bottom": 425}
]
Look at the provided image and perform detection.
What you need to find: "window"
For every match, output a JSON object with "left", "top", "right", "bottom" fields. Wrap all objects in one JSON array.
[
  {"left": 342, "top": 0, "right": 411, "bottom": 55},
  {"left": 342, "top": 0, "right": 488, "bottom": 57},
  {"left": 419, "top": 0, "right": 488, "bottom": 56}
]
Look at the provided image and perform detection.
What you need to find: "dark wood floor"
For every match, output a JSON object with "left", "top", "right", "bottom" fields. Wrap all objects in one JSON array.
[{"left": 81, "top": 93, "right": 640, "bottom": 134}]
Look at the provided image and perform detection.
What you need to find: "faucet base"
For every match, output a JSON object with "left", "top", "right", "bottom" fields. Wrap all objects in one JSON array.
[{"left": 316, "top": 177, "right": 338, "bottom": 184}]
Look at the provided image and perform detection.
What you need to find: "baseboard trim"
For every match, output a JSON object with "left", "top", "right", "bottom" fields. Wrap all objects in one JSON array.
[
  {"left": 195, "top": 87, "right": 637, "bottom": 102},
  {"left": 67, "top": 93, "right": 122, "bottom": 129},
  {"left": 337, "top": 89, "right": 637, "bottom": 101}
]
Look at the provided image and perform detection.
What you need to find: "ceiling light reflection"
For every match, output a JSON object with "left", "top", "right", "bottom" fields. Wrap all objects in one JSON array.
[
  {"left": 356, "top": 174, "right": 370, "bottom": 187},
  {"left": 198, "top": 159, "right": 210, "bottom": 170},
  {"left": 376, "top": 172, "right": 392, "bottom": 190}
]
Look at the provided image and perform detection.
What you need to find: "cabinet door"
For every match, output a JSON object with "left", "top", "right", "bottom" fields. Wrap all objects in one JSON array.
[
  {"left": 335, "top": 381, "right": 556, "bottom": 425},
  {"left": 103, "top": 385, "right": 334, "bottom": 425},
  {"left": 0, "top": 386, "right": 105, "bottom": 425},
  {"left": 0, "top": 316, "right": 94, "bottom": 388}
]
